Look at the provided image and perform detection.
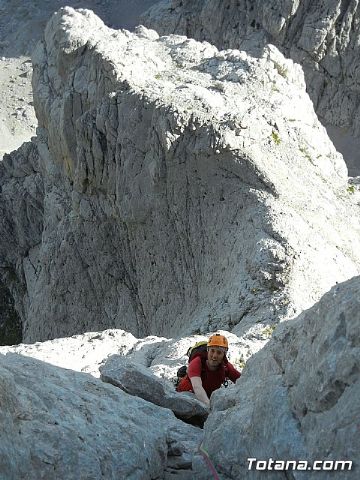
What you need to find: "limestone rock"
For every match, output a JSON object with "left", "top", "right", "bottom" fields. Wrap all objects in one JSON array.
[
  {"left": 100, "top": 355, "right": 209, "bottom": 423},
  {"left": 197, "top": 276, "right": 360, "bottom": 479},
  {"left": 142, "top": 0, "right": 360, "bottom": 154},
  {"left": 0, "top": 351, "right": 203, "bottom": 479},
  {"left": 1, "top": 7, "right": 360, "bottom": 343},
  {"left": 0, "top": 329, "right": 139, "bottom": 377}
]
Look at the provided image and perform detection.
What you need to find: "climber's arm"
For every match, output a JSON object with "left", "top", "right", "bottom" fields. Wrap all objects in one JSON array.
[{"left": 190, "top": 376, "right": 210, "bottom": 407}]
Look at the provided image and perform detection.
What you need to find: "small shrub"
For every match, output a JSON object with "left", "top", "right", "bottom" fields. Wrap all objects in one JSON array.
[
  {"left": 261, "top": 324, "right": 276, "bottom": 338},
  {"left": 347, "top": 185, "right": 356, "bottom": 194},
  {"left": 271, "top": 131, "right": 281, "bottom": 145},
  {"left": 299, "top": 145, "right": 312, "bottom": 163},
  {"left": 274, "top": 62, "right": 288, "bottom": 78}
]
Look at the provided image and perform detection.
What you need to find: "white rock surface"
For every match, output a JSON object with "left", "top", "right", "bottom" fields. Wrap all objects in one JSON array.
[
  {"left": 0, "top": 351, "right": 204, "bottom": 479},
  {"left": 0, "top": 57, "right": 37, "bottom": 159},
  {"left": 1, "top": 7, "right": 360, "bottom": 343},
  {"left": 142, "top": 0, "right": 360, "bottom": 175}
]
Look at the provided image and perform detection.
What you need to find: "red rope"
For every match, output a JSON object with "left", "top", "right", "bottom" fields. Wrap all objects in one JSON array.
[{"left": 198, "top": 441, "right": 220, "bottom": 480}]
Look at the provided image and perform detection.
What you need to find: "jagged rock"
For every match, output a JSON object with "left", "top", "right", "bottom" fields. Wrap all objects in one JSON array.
[
  {"left": 142, "top": 0, "right": 360, "bottom": 172},
  {"left": 100, "top": 355, "right": 209, "bottom": 423},
  {"left": 195, "top": 276, "right": 360, "bottom": 479},
  {"left": 0, "top": 352, "right": 203, "bottom": 479},
  {"left": 1, "top": 7, "right": 360, "bottom": 343}
]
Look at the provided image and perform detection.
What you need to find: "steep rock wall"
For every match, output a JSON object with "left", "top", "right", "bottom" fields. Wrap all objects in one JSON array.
[
  {"left": 142, "top": 0, "right": 360, "bottom": 173},
  {"left": 1, "top": 7, "right": 360, "bottom": 342}
]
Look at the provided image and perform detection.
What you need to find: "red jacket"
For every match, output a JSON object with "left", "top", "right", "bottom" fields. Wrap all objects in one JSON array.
[{"left": 176, "top": 355, "right": 241, "bottom": 397}]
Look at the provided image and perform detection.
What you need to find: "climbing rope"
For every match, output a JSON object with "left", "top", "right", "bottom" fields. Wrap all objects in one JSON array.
[{"left": 198, "top": 441, "right": 220, "bottom": 480}]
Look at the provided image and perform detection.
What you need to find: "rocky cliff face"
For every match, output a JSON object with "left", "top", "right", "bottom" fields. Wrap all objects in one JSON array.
[
  {"left": 1, "top": 276, "right": 358, "bottom": 478},
  {"left": 142, "top": 0, "right": 360, "bottom": 174},
  {"left": 1, "top": 7, "right": 360, "bottom": 343}
]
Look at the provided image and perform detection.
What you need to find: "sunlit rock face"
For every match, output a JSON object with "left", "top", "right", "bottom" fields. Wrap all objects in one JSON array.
[
  {"left": 1, "top": 7, "right": 360, "bottom": 343},
  {"left": 142, "top": 0, "right": 360, "bottom": 174}
]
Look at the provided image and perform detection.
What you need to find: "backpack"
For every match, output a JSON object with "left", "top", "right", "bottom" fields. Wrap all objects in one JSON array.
[{"left": 175, "top": 340, "right": 229, "bottom": 388}]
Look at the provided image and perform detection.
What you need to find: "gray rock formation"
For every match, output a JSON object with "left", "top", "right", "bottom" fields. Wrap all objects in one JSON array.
[
  {"left": 100, "top": 355, "right": 209, "bottom": 423},
  {"left": 1, "top": 7, "right": 360, "bottom": 343},
  {"left": 0, "top": 351, "right": 203, "bottom": 479},
  {"left": 197, "top": 276, "right": 360, "bottom": 479},
  {"left": 142, "top": 0, "right": 360, "bottom": 174}
]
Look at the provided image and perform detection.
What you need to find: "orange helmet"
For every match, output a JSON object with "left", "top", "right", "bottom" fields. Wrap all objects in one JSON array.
[{"left": 207, "top": 333, "right": 228, "bottom": 350}]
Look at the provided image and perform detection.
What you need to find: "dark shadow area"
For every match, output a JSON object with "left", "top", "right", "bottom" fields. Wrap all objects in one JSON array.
[
  {"left": 323, "top": 122, "right": 360, "bottom": 177},
  {"left": 0, "top": 280, "right": 22, "bottom": 346},
  {"left": 174, "top": 412, "right": 207, "bottom": 429}
]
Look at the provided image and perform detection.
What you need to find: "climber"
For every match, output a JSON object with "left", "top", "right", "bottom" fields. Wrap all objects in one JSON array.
[{"left": 176, "top": 333, "right": 241, "bottom": 407}]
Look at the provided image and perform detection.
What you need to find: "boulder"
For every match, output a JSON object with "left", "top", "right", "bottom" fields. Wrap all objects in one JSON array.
[
  {"left": 1, "top": 7, "right": 360, "bottom": 343},
  {"left": 195, "top": 276, "right": 360, "bottom": 479},
  {"left": 100, "top": 355, "right": 209, "bottom": 423},
  {"left": 0, "top": 351, "right": 203, "bottom": 479}
]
